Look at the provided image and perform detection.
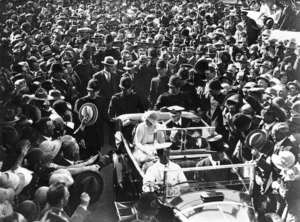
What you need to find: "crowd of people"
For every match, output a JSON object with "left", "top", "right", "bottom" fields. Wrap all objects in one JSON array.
[{"left": 0, "top": 0, "right": 300, "bottom": 221}]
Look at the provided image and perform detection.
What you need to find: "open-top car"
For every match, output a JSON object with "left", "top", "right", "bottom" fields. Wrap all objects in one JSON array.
[
  {"left": 112, "top": 112, "right": 215, "bottom": 201},
  {"left": 115, "top": 163, "right": 259, "bottom": 222}
]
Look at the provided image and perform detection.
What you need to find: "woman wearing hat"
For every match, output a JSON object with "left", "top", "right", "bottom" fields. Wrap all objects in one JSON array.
[{"left": 133, "top": 111, "right": 165, "bottom": 165}]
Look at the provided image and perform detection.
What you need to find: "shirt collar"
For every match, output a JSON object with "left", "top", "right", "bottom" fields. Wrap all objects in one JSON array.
[{"left": 208, "top": 155, "right": 220, "bottom": 166}]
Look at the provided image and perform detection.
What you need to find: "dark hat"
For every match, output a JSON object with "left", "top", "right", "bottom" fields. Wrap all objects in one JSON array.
[
  {"left": 148, "top": 48, "right": 158, "bottom": 59},
  {"left": 224, "top": 93, "right": 243, "bottom": 107},
  {"left": 135, "top": 192, "right": 160, "bottom": 216},
  {"left": 32, "top": 88, "right": 52, "bottom": 100},
  {"left": 206, "top": 134, "right": 228, "bottom": 152},
  {"left": 17, "top": 200, "right": 40, "bottom": 222},
  {"left": 119, "top": 76, "right": 133, "bottom": 89},
  {"left": 72, "top": 171, "right": 104, "bottom": 204},
  {"left": 105, "top": 34, "right": 114, "bottom": 43},
  {"left": 177, "top": 68, "right": 189, "bottom": 81},
  {"left": 15, "top": 114, "right": 33, "bottom": 127},
  {"left": 41, "top": 80, "right": 54, "bottom": 92},
  {"left": 80, "top": 50, "right": 91, "bottom": 60},
  {"left": 168, "top": 75, "right": 182, "bottom": 88},
  {"left": 53, "top": 100, "right": 71, "bottom": 115},
  {"left": 156, "top": 60, "right": 166, "bottom": 69},
  {"left": 181, "top": 28, "right": 189, "bottom": 37},
  {"left": 194, "top": 59, "right": 209, "bottom": 74},
  {"left": 50, "top": 62, "right": 63, "bottom": 73},
  {"left": 1, "top": 126, "right": 21, "bottom": 145},
  {"left": 208, "top": 79, "right": 223, "bottom": 90},
  {"left": 87, "top": 79, "right": 100, "bottom": 91},
  {"left": 232, "top": 113, "right": 252, "bottom": 129},
  {"left": 4, "top": 108, "right": 20, "bottom": 124},
  {"left": 245, "top": 129, "right": 268, "bottom": 151},
  {"left": 219, "top": 72, "right": 233, "bottom": 84}
]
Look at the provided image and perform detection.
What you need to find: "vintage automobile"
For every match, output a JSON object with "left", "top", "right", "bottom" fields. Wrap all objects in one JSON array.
[
  {"left": 112, "top": 111, "right": 215, "bottom": 201},
  {"left": 113, "top": 112, "right": 281, "bottom": 222}
]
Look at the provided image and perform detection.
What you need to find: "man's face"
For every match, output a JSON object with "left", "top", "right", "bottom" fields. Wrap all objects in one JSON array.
[
  {"left": 157, "top": 68, "right": 166, "bottom": 77},
  {"left": 289, "top": 85, "right": 299, "bottom": 97},
  {"left": 204, "top": 70, "right": 214, "bottom": 81},
  {"left": 169, "top": 86, "right": 180, "bottom": 95},
  {"left": 158, "top": 148, "right": 170, "bottom": 165},
  {"left": 257, "top": 79, "right": 268, "bottom": 89},
  {"left": 66, "top": 64, "right": 73, "bottom": 74},
  {"left": 170, "top": 111, "right": 181, "bottom": 122},
  {"left": 172, "top": 47, "right": 180, "bottom": 57},
  {"left": 271, "top": 128, "right": 286, "bottom": 142}
]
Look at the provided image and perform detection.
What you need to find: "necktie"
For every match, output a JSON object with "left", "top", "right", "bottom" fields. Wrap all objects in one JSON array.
[{"left": 106, "top": 72, "right": 111, "bottom": 82}]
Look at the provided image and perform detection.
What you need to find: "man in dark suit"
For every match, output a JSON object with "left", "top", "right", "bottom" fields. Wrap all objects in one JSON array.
[
  {"left": 194, "top": 134, "right": 236, "bottom": 184},
  {"left": 169, "top": 45, "right": 188, "bottom": 74},
  {"left": 93, "top": 56, "right": 121, "bottom": 109},
  {"left": 164, "top": 105, "right": 206, "bottom": 150}
]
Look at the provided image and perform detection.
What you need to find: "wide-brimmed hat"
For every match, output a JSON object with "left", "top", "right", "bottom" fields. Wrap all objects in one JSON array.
[
  {"left": 49, "top": 169, "right": 74, "bottom": 187},
  {"left": 39, "top": 140, "right": 62, "bottom": 157},
  {"left": 245, "top": 129, "right": 268, "bottom": 150},
  {"left": 142, "top": 111, "right": 159, "bottom": 125},
  {"left": 101, "top": 56, "right": 117, "bottom": 66},
  {"left": 257, "top": 74, "right": 272, "bottom": 86},
  {"left": 208, "top": 79, "right": 223, "bottom": 90},
  {"left": 78, "top": 103, "right": 98, "bottom": 126},
  {"left": 194, "top": 59, "right": 209, "bottom": 74},
  {"left": 123, "top": 61, "right": 136, "bottom": 70},
  {"left": 224, "top": 93, "right": 243, "bottom": 107},
  {"left": 3, "top": 109, "right": 20, "bottom": 124},
  {"left": 206, "top": 134, "right": 228, "bottom": 152},
  {"left": 30, "top": 88, "right": 52, "bottom": 101},
  {"left": 258, "top": 61, "right": 273, "bottom": 70},
  {"left": 272, "top": 151, "right": 295, "bottom": 170},
  {"left": 15, "top": 114, "right": 33, "bottom": 127},
  {"left": 214, "top": 28, "right": 225, "bottom": 37},
  {"left": 288, "top": 80, "right": 300, "bottom": 91},
  {"left": 135, "top": 192, "right": 160, "bottom": 216},
  {"left": 48, "top": 89, "right": 65, "bottom": 100},
  {"left": 232, "top": 113, "right": 252, "bottom": 129},
  {"left": 72, "top": 171, "right": 104, "bottom": 204}
]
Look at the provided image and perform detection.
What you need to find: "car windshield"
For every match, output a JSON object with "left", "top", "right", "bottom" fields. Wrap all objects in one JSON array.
[{"left": 161, "top": 163, "right": 256, "bottom": 222}]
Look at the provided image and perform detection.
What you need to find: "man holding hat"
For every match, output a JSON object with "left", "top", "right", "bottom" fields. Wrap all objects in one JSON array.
[{"left": 74, "top": 79, "right": 110, "bottom": 159}]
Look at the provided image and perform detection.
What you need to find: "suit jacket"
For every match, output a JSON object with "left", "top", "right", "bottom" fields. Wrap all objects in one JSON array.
[
  {"left": 195, "top": 157, "right": 235, "bottom": 183},
  {"left": 93, "top": 70, "right": 120, "bottom": 108},
  {"left": 169, "top": 55, "right": 188, "bottom": 74}
]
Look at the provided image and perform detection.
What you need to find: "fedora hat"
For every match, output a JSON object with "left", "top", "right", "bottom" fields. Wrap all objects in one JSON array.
[
  {"left": 135, "top": 192, "right": 160, "bottom": 216},
  {"left": 78, "top": 103, "right": 98, "bottom": 126},
  {"left": 245, "top": 129, "right": 268, "bottom": 150},
  {"left": 39, "top": 140, "right": 62, "bottom": 157},
  {"left": 206, "top": 134, "right": 228, "bottom": 152},
  {"left": 214, "top": 28, "right": 225, "bottom": 37},
  {"left": 224, "top": 93, "right": 243, "bottom": 107},
  {"left": 288, "top": 80, "right": 300, "bottom": 91},
  {"left": 257, "top": 74, "right": 272, "bottom": 84},
  {"left": 101, "top": 56, "right": 117, "bottom": 66},
  {"left": 31, "top": 88, "right": 52, "bottom": 100},
  {"left": 15, "top": 114, "right": 33, "bottom": 127},
  {"left": 72, "top": 171, "right": 104, "bottom": 204},
  {"left": 123, "top": 61, "right": 136, "bottom": 70},
  {"left": 48, "top": 89, "right": 65, "bottom": 100},
  {"left": 272, "top": 151, "right": 295, "bottom": 170},
  {"left": 194, "top": 59, "right": 209, "bottom": 74},
  {"left": 49, "top": 169, "right": 74, "bottom": 187},
  {"left": 3, "top": 108, "right": 20, "bottom": 124},
  {"left": 1, "top": 126, "right": 21, "bottom": 145}
]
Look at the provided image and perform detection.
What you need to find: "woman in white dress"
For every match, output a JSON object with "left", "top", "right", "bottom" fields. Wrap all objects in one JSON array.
[{"left": 133, "top": 111, "right": 165, "bottom": 165}]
